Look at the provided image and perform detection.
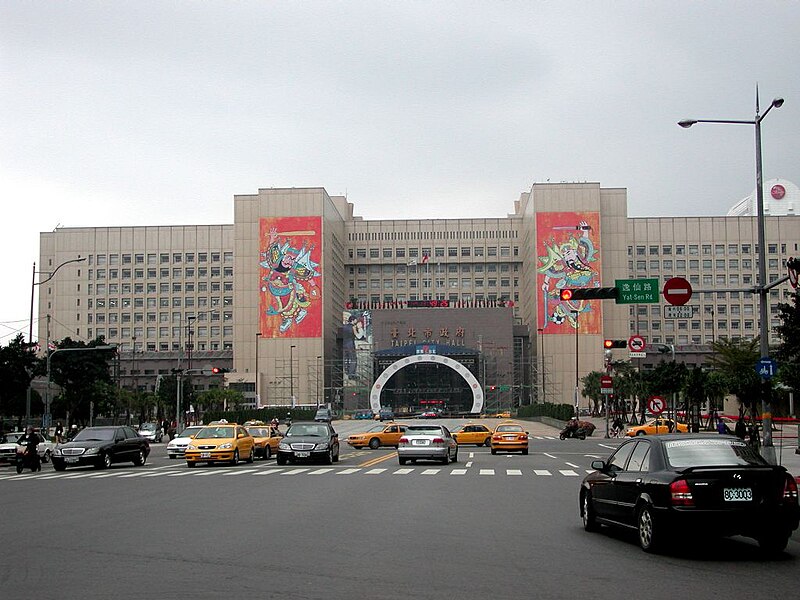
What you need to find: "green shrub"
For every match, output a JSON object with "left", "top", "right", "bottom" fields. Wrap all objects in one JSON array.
[
  {"left": 201, "top": 408, "right": 316, "bottom": 424},
  {"left": 517, "top": 402, "right": 575, "bottom": 421}
]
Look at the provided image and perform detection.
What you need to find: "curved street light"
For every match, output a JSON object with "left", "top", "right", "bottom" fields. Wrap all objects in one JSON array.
[{"left": 678, "top": 89, "right": 783, "bottom": 463}]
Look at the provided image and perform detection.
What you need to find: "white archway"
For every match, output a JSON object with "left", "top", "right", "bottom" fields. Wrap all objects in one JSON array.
[{"left": 369, "top": 354, "right": 484, "bottom": 414}]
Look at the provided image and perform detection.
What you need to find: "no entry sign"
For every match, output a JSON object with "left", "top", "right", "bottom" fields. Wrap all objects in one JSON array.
[{"left": 663, "top": 277, "right": 693, "bottom": 306}]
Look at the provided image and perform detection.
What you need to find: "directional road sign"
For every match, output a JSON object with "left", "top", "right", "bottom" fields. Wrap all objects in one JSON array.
[
  {"left": 647, "top": 395, "right": 666, "bottom": 415},
  {"left": 616, "top": 278, "right": 659, "bottom": 304},
  {"left": 663, "top": 277, "right": 693, "bottom": 306},
  {"left": 756, "top": 357, "right": 777, "bottom": 380}
]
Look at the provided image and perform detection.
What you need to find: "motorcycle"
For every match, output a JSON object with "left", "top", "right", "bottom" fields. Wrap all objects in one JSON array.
[
  {"left": 15, "top": 445, "right": 42, "bottom": 474},
  {"left": 559, "top": 426, "right": 587, "bottom": 440}
]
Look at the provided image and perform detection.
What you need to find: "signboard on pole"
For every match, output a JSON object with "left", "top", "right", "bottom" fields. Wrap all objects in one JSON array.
[
  {"left": 756, "top": 357, "right": 777, "bottom": 380},
  {"left": 615, "top": 278, "right": 659, "bottom": 304},
  {"left": 663, "top": 277, "right": 693, "bottom": 306},
  {"left": 647, "top": 395, "right": 666, "bottom": 415},
  {"left": 664, "top": 305, "right": 694, "bottom": 319},
  {"left": 628, "top": 335, "right": 646, "bottom": 352},
  {"left": 600, "top": 375, "right": 613, "bottom": 395}
]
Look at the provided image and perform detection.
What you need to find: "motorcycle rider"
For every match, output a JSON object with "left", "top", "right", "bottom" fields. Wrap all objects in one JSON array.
[
  {"left": 18, "top": 427, "right": 42, "bottom": 471},
  {"left": 611, "top": 417, "right": 624, "bottom": 437}
]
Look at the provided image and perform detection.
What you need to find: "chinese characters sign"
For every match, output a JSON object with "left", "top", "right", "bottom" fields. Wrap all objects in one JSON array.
[{"left": 615, "top": 278, "right": 659, "bottom": 304}]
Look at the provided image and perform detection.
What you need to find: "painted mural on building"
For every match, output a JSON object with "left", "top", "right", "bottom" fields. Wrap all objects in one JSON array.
[
  {"left": 536, "top": 212, "right": 602, "bottom": 335},
  {"left": 259, "top": 217, "right": 322, "bottom": 338},
  {"left": 341, "top": 309, "right": 372, "bottom": 383}
]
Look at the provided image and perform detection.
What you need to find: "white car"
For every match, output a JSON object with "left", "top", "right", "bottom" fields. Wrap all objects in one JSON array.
[
  {"left": 166, "top": 425, "right": 204, "bottom": 459},
  {"left": 0, "top": 431, "right": 56, "bottom": 464},
  {"left": 137, "top": 422, "right": 164, "bottom": 443}
]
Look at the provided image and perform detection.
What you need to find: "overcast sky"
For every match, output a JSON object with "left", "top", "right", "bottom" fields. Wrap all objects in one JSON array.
[{"left": 2, "top": 1, "right": 799, "bottom": 345}]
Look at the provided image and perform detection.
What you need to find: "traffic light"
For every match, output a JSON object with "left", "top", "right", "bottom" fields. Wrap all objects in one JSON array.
[
  {"left": 488, "top": 385, "right": 497, "bottom": 391},
  {"left": 561, "top": 287, "right": 619, "bottom": 301},
  {"left": 604, "top": 339, "right": 627, "bottom": 349},
  {"left": 211, "top": 367, "right": 229, "bottom": 374}
]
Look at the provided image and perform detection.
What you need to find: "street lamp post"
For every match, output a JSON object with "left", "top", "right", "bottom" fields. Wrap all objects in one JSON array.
[
  {"left": 536, "top": 328, "right": 545, "bottom": 403},
  {"left": 316, "top": 355, "right": 322, "bottom": 407},
  {"left": 290, "top": 345, "right": 296, "bottom": 406},
  {"left": 27, "top": 256, "right": 86, "bottom": 426},
  {"left": 679, "top": 90, "right": 783, "bottom": 463},
  {"left": 571, "top": 310, "right": 580, "bottom": 417},
  {"left": 255, "top": 332, "right": 262, "bottom": 408}
]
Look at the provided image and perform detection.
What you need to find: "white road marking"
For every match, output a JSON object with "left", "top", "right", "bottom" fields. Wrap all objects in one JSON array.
[
  {"left": 337, "top": 468, "right": 361, "bottom": 475},
  {"left": 366, "top": 468, "right": 386, "bottom": 474},
  {"left": 598, "top": 444, "right": 616, "bottom": 450},
  {"left": 565, "top": 462, "right": 581, "bottom": 469},
  {"left": 507, "top": 469, "right": 522, "bottom": 476},
  {"left": 224, "top": 469, "right": 257, "bottom": 476},
  {"left": 559, "top": 469, "right": 579, "bottom": 477},
  {"left": 585, "top": 454, "right": 600, "bottom": 458},
  {"left": 281, "top": 469, "right": 309, "bottom": 475},
  {"left": 543, "top": 453, "right": 557, "bottom": 459},
  {"left": 469, "top": 452, "right": 475, "bottom": 459},
  {"left": 586, "top": 469, "right": 595, "bottom": 474},
  {"left": 421, "top": 469, "right": 440, "bottom": 475},
  {"left": 465, "top": 461, "right": 473, "bottom": 468},
  {"left": 307, "top": 468, "right": 333, "bottom": 475},
  {"left": 254, "top": 469, "right": 283, "bottom": 475},
  {"left": 534, "top": 469, "right": 552, "bottom": 476},
  {"left": 479, "top": 469, "right": 495, "bottom": 475},
  {"left": 393, "top": 468, "right": 414, "bottom": 474},
  {"left": 167, "top": 472, "right": 191, "bottom": 477},
  {"left": 450, "top": 469, "right": 468, "bottom": 475}
]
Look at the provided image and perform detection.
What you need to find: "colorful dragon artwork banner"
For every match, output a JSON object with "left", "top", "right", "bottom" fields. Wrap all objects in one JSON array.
[
  {"left": 536, "top": 212, "right": 602, "bottom": 335},
  {"left": 258, "top": 216, "right": 322, "bottom": 338}
]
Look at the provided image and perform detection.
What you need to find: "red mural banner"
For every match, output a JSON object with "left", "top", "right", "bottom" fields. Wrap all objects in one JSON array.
[
  {"left": 259, "top": 216, "right": 322, "bottom": 338},
  {"left": 536, "top": 212, "right": 602, "bottom": 335}
]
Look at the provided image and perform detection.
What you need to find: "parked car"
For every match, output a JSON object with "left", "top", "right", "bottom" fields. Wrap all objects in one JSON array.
[
  {"left": 452, "top": 423, "right": 493, "bottom": 447},
  {"left": 277, "top": 422, "right": 340, "bottom": 465},
  {"left": 246, "top": 425, "right": 283, "bottom": 459},
  {"left": 377, "top": 408, "right": 395, "bottom": 421},
  {"left": 51, "top": 426, "right": 150, "bottom": 471},
  {"left": 397, "top": 424, "right": 458, "bottom": 465},
  {"left": 137, "top": 422, "right": 163, "bottom": 443},
  {"left": 490, "top": 422, "right": 529, "bottom": 455},
  {"left": 353, "top": 409, "right": 373, "bottom": 420},
  {"left": 626, "top": 418, "right": 689, "bottom": 436},
  {"left": 184, "top": 423, "right": 255, "bottom": 467},
  {"left": 314, "top": 408, "right": 334, "bottom": 423},
  {"left": 580, "top": 434, "right": 800, "bottom": 554},
  {"left": 0, "top": 430, "right": 56, "bottom": 464},
  {"left": 347, "top": 423, "right": 407, "bottom": 449},
  {"left": 166, "top": 425, "right": 204, "bottom": 459}
]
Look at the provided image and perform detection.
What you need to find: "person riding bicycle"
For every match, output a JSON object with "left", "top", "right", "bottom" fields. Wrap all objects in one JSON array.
[{"left": 611, "top": 417, "right": 624, "bottom": 436}]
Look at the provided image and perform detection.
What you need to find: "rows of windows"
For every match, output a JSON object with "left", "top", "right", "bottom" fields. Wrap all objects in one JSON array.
[
  {"left": 351, "top": 278, "right": 517, "bottom": 290},
  {"left": 629, "top": 243, "right": 790, "bottom": 256},
  {"left": 348, "top": 246, "right": 519, "bottom": 259},
  {"left": 88, "top": 266, "right": 233, "bottom": 280},
  {"left": 87, "top": 296, "right": 233, "bottom": 309},
  {"left": 348, "top": 263, "right": 519, "bottom": 275},
  {"left": 348, "top": 230, "right": 518, "bottom": 241},
  {"left": 90, "top": 252, "right": 233, "bottom": 266},
  {"left": 630, "top": 258, "right": 788, "bottom": 274}
]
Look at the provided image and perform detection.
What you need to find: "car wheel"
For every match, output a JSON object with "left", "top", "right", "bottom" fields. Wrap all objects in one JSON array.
[
  {"left": 758, "top": 531, "right": 790, "bottom": 555},
  {"left": 133, "top": 449, "right": 146, "bottom": 466},
  {"left": 333, "top": 448, "right": 340, "bottom": 463},
  {"left": 368, "top": 438, "right": 381, "bottom": 450},
  {"left": 187, "top": 461, "right": 196, "bottom": 468},
  {"left": 522, "top": 448, "right": 529, "bottom": 455},
  {"left": 168, "top": 454, "right": 176, "bottom": 459},
  {"left": 277, "top": 455, "right": 287, "bottom": 466},
  {"left": 441, "top": 452, "right": 450, "bottom": 466},
  {"left": 96, "top": 453, "right": 112, "bottom": 470},
  {"left": 246, "top": 447, "right": 255, "bottom": 464},
  {"left": 53, "top": 462, "right": 66, "bottom": 472},
  {"left": 230, "top": 450, "right": 239, "bottom": 466},
  {"left": 451, "top": 448, "right": 458, "bottom": 463},
  {"left": 42, "top": 450, "right": 51, "bottom": 464},
  {"left": 484, "top": 438, "right": 491, "bottom": 447},
  {"left": 398, "top": 457, "right": 407, "bottom": 465},
  {"left": 491, "top": 448, "right": 497, "bottom": 455},
  {"left": 263, "top": 446, "right": 271, "bottom": 460},
  {"left": 636, "top": 431, "right": 646, "bottom": 436},
  {"left": 637, "top": 504, "right": 662, "bottom": 552},
  {"left": 578, "top": 432, "right": 586, "bottom": 440},
  {"left": 324, "top": 449, "right": 333, "bottom": 465},
  {"left": 582, "top": 491, "right": 600, "bottom": 532}
]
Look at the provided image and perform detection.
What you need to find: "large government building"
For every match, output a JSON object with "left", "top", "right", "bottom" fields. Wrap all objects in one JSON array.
[{"left": 36, "top": 180, "right": 800, "bottom": 416}]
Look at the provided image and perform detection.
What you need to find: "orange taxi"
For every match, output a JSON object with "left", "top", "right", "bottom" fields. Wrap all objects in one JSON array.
[
  {"left": 245, "top": 424, "right": 283, "bottom": 460},
  {"left": 185, "top": 422, "right": 256, "bottom": 467},
  {"left": 347, "top": 423, "right": 407, "bottom": 449},
  {"left": 452, "top": 423, "right": 493, "bottom": 447},
  {"left": 625, "top": 418, "right": 689, "bottom": 436},
  {"left": 490, "top": 421, "right": 529, "bottom": 455}
]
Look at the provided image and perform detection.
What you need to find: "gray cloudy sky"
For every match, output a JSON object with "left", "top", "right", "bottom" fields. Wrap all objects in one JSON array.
[{"left": 2, "top": 1, "right": 799, "bottom": 345}]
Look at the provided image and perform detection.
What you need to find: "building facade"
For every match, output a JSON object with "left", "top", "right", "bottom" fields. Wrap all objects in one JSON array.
[{"left": 36, "top": 182, "right": 800, "bottom": 412}]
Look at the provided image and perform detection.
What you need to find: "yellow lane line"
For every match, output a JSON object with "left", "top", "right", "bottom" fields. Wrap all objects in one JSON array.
[{"left": 359, "top": 451, "right": 397, "bottom": 468}]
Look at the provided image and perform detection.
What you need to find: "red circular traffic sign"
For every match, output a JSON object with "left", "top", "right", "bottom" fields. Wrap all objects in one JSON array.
[
  {"left": 647, "top": 395, "right": 666, "bottom": 415},
  {"left": 628, "top": 335, "right": 646, "bottom": 352},
  {"left": 663, "top": 277, "right": 693, "bottom": 306},
  {"left": 600, "top": 375, "right": 613, "bottom": 389}
]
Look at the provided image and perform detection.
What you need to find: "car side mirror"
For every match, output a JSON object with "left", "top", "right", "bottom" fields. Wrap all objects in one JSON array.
[{"left": 591, "top": 460, "right": 606, "bottom": 471}]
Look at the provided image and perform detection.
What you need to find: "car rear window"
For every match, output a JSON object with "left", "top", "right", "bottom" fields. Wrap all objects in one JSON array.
[
  {"left": 407, "top": 426, "right": 442, "bottom": 435},
  {"left": 665, "top": 438, "right": 767, "bottom": 468}
]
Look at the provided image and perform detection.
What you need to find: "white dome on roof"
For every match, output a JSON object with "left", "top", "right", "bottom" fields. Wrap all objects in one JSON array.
[{"left": 727, "top": 178, "right": 799, "bottom": 216}]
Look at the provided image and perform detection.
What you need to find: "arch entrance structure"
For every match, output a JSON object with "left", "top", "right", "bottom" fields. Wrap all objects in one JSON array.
[{"left": 369, "top": 354, "right": 484, "bottom": 414}]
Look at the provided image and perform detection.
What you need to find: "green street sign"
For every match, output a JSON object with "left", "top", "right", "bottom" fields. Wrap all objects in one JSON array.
[
  {"left": 498, "top": 384, "right": 511, "bottom": 392},
  {"left": 615, "top": 278, "right": 659, "bottom": 304}
]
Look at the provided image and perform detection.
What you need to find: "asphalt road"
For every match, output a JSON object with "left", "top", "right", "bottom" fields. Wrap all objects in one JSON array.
[{"left": 1, "top": 419, "right": 798, "bottom": 600}]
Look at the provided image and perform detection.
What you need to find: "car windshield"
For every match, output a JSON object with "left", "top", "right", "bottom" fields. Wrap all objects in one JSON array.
[
  {"left": 139, "top": 423, "right": 157, "bottom": 431},
  {"left": 287, "top": 424, "right": 329, "bottom": 437},
  {"left": 248, "top": 427, "right": 270, "bottom": 437},
  {"left": 665, "top": 438, "right": 767, "bottom": 468},
  {"left": 72, "top": 428, "right": 116, "bottom": 442},
  {"left": 363, "top": 425, "right": 385, "bottom": 433},
  {"left": 194, "top": 426, "right": 235, "bottom": 439},
  {"left": 496, "top": 425, "right": 522, "bottom": 432},
  {"left": 4, "top": 432, "right": 24, "bottom": 443},
  {"left": 178, "top": 427, "right": 203, "bottom": 438},
  {"left": 406, "top": 426, "right": 442, "bottom": 435}
]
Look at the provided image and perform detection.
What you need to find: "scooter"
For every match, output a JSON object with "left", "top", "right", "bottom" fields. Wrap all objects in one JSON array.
[
  {"left": 15, "top": 445, "right": 42, "bottom": 474},
  {"left": 559, "top": 426, "right": 587, "bottom": 440}
]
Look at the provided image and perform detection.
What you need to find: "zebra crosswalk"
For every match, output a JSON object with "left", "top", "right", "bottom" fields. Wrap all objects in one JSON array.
[{"left": 0, "top": 464, "right": 594, "bottom": 482}]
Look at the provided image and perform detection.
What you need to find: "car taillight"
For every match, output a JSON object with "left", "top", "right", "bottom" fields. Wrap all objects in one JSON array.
[
  {"left": 783, "top": 474, "right": 799, "bottom": 503},
  {"left": 432, "top": 437, "right": 444, "bottom": 444},
  {"left": 670, "top": 479, "right": 694, "bottom": 507},
  {"left": 399, "top": 437, "right": 408, "bottom": 444},
  {"left": 519, "top": 435, "right": 528, "bottom": 441}
]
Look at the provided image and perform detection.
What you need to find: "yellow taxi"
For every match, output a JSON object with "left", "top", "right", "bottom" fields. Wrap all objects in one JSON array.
[
  {"left": 625, "top": 418, "right": 689, "bottom": 436},
  {"left": 347, "top": 422, "right": 407, "bottom": 449},
  {"left": 490, "top": 421, "right": 529, "bottom": 455},
  {"left": 185, "top": 422, "right": 256, "bottom": 466},
  {"left": 452, "top": 423, "right": 493, "bottom": 447},
  {"left": 245, "top": 424, "right": 283, "bottom": 460}
]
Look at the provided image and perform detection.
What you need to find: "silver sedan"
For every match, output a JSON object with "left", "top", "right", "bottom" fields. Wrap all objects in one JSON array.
[{"left": 397, "top": 425, "right": 458, "bottom": 465}]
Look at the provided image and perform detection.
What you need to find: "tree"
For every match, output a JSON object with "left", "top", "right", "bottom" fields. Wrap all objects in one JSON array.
[
  {"left": 195, "top": 388, "right": 244, "bottom": 414},
  {"left": 774, "top": 288, "right": 800, "bottom": 394},
  {"left": 709, "top": 337, "right": 760, "bottom": 413},
  {"left": 0, "top": 334, "right": 40, "bottom": 418},
  {"left": 580, "top": 371, "right": 603, "bottom": 416}
]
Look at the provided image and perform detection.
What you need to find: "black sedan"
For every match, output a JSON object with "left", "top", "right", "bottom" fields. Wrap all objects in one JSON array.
[
  {"left": 277, "top": 422, "right": 339, "bottom": 465},
  {"left": 51, "top": 426, "right": 150, "bottom": 471},
  {"left": 580, "top": 434, "right": 799, "bottom": 554}
]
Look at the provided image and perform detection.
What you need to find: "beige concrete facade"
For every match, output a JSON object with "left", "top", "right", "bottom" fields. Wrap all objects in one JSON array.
[{"left": 36, "top": 182, "right": 800, "bottom": 409}]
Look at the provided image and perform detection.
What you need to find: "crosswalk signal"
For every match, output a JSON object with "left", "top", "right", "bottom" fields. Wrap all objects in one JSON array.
[{"left": 604, "top": 339, "right": 627, "bottom": 349}]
